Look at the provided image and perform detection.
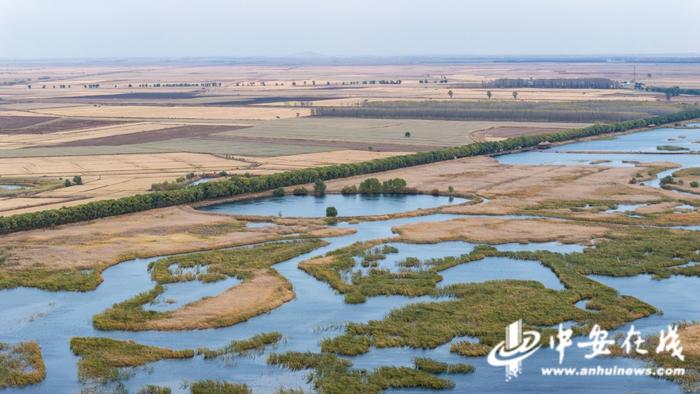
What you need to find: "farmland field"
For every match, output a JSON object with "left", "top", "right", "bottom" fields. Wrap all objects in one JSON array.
[
  {"left": 30, "top": 104, "right": 312, "bottom": 120},
  {"left": 216, "top": 118, "right": 590, "bottom": 148}
]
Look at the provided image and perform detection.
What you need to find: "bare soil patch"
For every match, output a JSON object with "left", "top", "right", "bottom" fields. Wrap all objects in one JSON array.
[
  {"left": 53, "top": 124, "right": 250, "bottom": 147},
  {"left": 394, "top": 217, "right": 608, "bottom": 244},
  {"left": 472, "top": 125, "right": 573, "bottom": 141},
  {"left": 141, "top": 271, "right": 294, "bottom": 330},
  {"left": 680, "top": 324, "right": 700, "bottom": 357},
  {"left": 1, "top": 206, "right": 289, "bottom": 271},
  {"left": 0, "top": 116, "right": 128, "bottom": 134},
  {"left": 0, "top": 115, "right": 58, "bottom": 130},
  {"left": 69, "top": 92, "right": 200, "bottom": 100},
  {"left": 32, "top": 105, "right": 311, "bottom": 120}
]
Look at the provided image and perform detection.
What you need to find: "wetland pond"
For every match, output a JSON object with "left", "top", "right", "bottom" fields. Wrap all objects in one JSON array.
[
  {"left": 200, "top": 193, "right": 467, "bottom": 217},
  {"left": 3, "top": 125, "right": 700, "bottom": 393},
  {"left": 497, "top": 125, "right": 700, "bottom": 184}
]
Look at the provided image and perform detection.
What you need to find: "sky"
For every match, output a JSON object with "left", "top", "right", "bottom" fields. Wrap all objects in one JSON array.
[{"left": 0, "top": 0, "right": 698, "bottom": 59}]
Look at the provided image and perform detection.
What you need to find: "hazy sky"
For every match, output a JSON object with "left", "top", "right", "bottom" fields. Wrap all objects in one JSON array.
[{"left": 1, "top": 0, "right": 698, "bottom": 59}]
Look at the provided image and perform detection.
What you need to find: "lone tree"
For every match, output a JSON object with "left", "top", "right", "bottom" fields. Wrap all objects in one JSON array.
[
  {"left": 405, "top": 131, "right": 411, "bottom": 138},
  {"left": 486, "top": 90, "right": 492, "bottom": 99},
  {"left": 326, "top": 206, "right": 338, "bottom": 217},
  {"left": 359, "top": 178, "right": 382, "bottom": 194},
  {"left": 64, "top": 179, "right": 72, "bottom": 187},
  {"left": 72, "top": 175, "right": 83, "bottom": 185},
  {"left": 448, "top": 90, "right": 454, "bottom": 99},
  {"left": 512, "top": 91, "right": 518, "bottom": 100},
  {"left": 314, "top": 179, "right": 326, "bottom": 196},
  {"left": 292, "top": 187, "right": 308, "bottom": 196}
]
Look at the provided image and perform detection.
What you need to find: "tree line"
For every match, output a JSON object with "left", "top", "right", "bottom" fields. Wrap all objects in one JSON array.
[
  {"left": 1, "top": 109, "right": 699, "bottom": 235},
  {"left": 311, "top": 100, "right": 677, "bottom": 123},
  {"left": 484, "top": 78, "right": 620, "bottom": 89},
  {"left": 311, "top": 105, "right": 664, "bottom": 123},
  {"left": 646, "top": 86, "right": 700, "bottom": 99}
]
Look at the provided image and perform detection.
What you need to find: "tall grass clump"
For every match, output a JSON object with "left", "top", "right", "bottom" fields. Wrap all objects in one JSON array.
[
  {"left": 69, "top": 337, "right": 193, "bottom": 383},
  {"left": 267, "top": 351, "right": 454, "bottom": 393},
  {"left": 198, "top": 332, "right": 282, "bottom": 359},
  {"left": 0, "top": 341, "right": 46, "bottom": 388}
]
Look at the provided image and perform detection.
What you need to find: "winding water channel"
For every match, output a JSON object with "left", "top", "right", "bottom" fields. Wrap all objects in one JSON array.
[{"left": 3, "top": 124, "right": 700, "bottom": 393}]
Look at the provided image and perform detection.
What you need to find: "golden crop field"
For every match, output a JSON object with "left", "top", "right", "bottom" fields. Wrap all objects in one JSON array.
[{"left": 31, "top": 105, "right": 311, "bottom": 120}]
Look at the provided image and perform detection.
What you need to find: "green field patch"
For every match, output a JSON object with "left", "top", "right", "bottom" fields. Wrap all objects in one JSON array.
[
  {"left": 268, "top": 351, "right": 456, "bottom": 393},
  {"left": 69, "top": 337, "right": 193, "bottom": 383}
]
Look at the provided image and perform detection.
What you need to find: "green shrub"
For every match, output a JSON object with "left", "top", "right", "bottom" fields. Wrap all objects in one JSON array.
[
  {"left": 314, "top": 179, "right": 326, "bottom": 196},
  {"left": 691, "top": 181, "right": 699, "bottom": 188},
  {"left": 660, "top": 175, "right": 677, "bottom": 186},
  {"left": 292, "top": 187, "right": 308, "bottom": 196},
  {"left": 381, "top": 178, "right": 407, "bottom": 193},
  {"left": 326, "top": 206, "right": 338, "bottom": 217},
  {"left": 341, "top": 185, "right": 358, "bottom": 195},
  {"left": 359, "top": 178, "right": 382, "bottom": 194},
  {"left": 344, "top": 292, "right": 366, "bottom": 304},
  {"left": 272, "top": 187, "right": 285, "bottom": 197}
]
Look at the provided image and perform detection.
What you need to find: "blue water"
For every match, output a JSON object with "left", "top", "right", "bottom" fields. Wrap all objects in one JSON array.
[
  {"left": 199, "top": 194, "right": 467, "bottom": 217},
  {"left": 189, "top": 178, "right": 216, "bottom": 186},
  {"left": 144, "top": 277, "right": 241, "bottom": 312},
  {"left": 497, "top": 126, "right": 700, "bottom": 176},
  {"left": 438, "top": 256, "right": 565, "bottom": 290},
  {"left": 555, "top": 127, "right": 698, "bottom": 153},
  {"left": 0, "top": 184, "right": 26, "bottom": 190},
  {"left": 245, "top": 222, "right": 275, "bottom": 228},
  {"left": 590, "top": 274, "right": 700, "bottom": 336},
  {"left": 494, "top": 241, "right": 584, "bottom": 254},
  {"left": 604, "top": 204, "right": 646, "bottom": 213}
]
